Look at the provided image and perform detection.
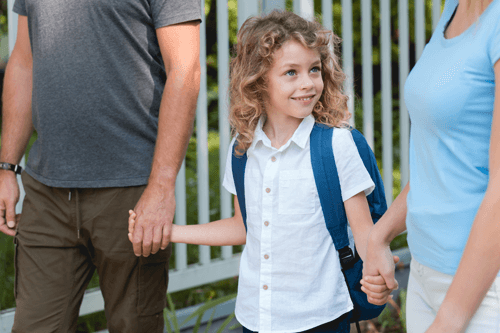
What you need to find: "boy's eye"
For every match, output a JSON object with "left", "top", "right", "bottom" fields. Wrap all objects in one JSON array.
[{"left": 285, "top": 70, "right": 296, "bottom": 76}]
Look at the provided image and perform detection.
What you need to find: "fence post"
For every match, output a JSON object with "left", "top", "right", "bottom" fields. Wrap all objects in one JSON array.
[
  {"left": 293, "top": 0, "right": 314, "bottom": 20},
  {"left": 261, "top": 0, "right": 285, "bottom": 14}
]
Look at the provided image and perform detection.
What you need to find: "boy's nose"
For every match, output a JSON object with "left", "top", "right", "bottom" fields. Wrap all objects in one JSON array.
[{"left": 300, "top": 80, "right": 313, "bottom": 90}]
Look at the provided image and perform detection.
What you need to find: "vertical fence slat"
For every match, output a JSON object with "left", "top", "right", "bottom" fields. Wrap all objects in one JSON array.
[
  {"left": 361, "top": 0, "right": 373, "bottom": 148},
  {"left": 432, "top": 0, "right": 442, "bottom": 31},
  {"left": 399, "top": 0, "right": 410, "bottom": 188},
  {"left": 262, "top": 0, "right": 286, "bottom": 14},
  {"left": 7, "top": 0, "right": 16, "bottom": 55},
  {"left": 238, "top": 1, "right": 259, "bottom": 29},
  {"left": 197, "top": 0, "right": 211, "bottom": 265},
  {"left": 381, "top": 0, "right": 393, "bottom": 205},
  {"left": 321, "top": 0, "right": 332, "bottom": 32},
  {"left": 415, "top": 0, "right": 425, "bottom": 60},
  {"left": 293, "top": 0, "right": 314, "bottom": 20},
  {"left": 175, "top": 162, "right": 188, "bottom": 270},
  {"left": 341, "top": 0, "right": 354, "bottom": 127},
  {"left": 218, "top": 0, "right": 233, "bottom": 260}
]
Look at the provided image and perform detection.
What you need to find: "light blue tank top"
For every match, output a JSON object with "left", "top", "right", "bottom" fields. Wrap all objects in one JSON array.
[{"left": 404, "top": 0, "right": 500, "bottom": 276}]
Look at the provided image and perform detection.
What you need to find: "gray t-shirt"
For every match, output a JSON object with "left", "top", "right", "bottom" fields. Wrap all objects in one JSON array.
[{"left": 13, "top": 0, "right": 201, "bottom": 188}]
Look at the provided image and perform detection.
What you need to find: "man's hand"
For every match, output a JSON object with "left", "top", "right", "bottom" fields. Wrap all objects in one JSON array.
[
  {"left": 0, "top": 171, "right": 20, "bottom": 236},
  {"left": 131, "top": 183, "right": 175, "bottom": 256}
]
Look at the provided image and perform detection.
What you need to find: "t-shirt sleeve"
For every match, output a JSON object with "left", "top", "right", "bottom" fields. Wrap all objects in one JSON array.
[
  {"left": 488, "top": 6, "right": 500, "bottom": 66},
  {"left": 150, "top": 0, "right": 202, "bottom": 29},
  {"left": 13, "top": 0, "right": 27, "bottom": 16},
  {"left": 332, "top": 128, "right": 375, "bottom": 202},
  {"left": 222, "top": 137, "right": 237, "bottom": 195}
]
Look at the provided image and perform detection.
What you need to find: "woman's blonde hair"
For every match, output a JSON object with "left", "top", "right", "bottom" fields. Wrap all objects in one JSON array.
[{"left": 229, "top": 10, "right": 350, "bottom": 154}]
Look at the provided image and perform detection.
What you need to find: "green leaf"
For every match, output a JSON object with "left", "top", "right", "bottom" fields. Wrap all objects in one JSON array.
[
  {"left": 180, "top": 293, "right": 237, "bottom": 326},
  {"left": 204, "top": 308, "right": 217, "bottom": 333},
  {"left": 217, "top": 312, "right": 236, "bottom": 333},
  {"left": 193, "top": 313, "right": 203, "bottom": 333},
  {"left": 164, "top": 308, "right": 174, "bottom": 333},
  {"left": 167, "top": 293, "right": 180, "bottom": 333}
]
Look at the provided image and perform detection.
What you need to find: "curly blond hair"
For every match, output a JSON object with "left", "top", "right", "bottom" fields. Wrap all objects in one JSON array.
[{"left": 229, "top": 10, "right": 350, "bottom": 154}]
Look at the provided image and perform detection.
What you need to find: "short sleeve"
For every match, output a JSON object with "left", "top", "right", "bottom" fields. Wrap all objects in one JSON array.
[
  {"left": 150, "top": 0, "right": 202, "bottom": 29},
  {"left": 488, "top": 5, "right": 500, "bottom": 66},
  {"left": 332, "top": 128, "right": 375, "bottom": 202},
  {"left": 222, "top": 137, "right": 237, "bottom": 195},
  {"left": 13, "top": 0, "right": 27, "bottom": 16}
]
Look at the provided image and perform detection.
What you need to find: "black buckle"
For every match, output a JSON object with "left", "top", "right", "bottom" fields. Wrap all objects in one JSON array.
[{"left": 338, "top": 246, "right": 357, "bottom": 270}]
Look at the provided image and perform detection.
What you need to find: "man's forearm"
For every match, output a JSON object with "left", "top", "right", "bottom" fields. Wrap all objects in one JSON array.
[
  {"left": 148, "top": 66, "right": 201, "bottom": 188},
  {"left": 1, "top": 55, "right": 34, "bottom": 163}
]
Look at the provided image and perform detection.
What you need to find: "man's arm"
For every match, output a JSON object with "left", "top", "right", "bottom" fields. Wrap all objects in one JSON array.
[
  {"left": 0, "top": 16, "right": 33, "bottom": 236},
  {"left": 132, "top": 20, "right": 201, "bottom": 257}
]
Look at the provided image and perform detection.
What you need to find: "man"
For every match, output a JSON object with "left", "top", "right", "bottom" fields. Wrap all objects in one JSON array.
[{"left": 0, "top": 0, "right": 201, "bottom": 332}]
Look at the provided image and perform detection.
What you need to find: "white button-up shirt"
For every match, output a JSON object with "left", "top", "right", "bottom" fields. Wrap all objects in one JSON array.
[{"left": 223, "top": 115, "right": 375, "bottom": 333}]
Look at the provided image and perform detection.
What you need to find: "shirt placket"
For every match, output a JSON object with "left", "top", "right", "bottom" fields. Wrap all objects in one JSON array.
[{"left": 258, "top": 152, "right": 280, "bottom": 331}]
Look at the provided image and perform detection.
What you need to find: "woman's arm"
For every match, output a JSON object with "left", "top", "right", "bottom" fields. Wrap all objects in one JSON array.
[
  {"left": 360, "top": 182, "right": 409, "bottom": 304},
  {"left": 425, "top": 61, "right": 500, "bottom": 333},
  {"left": 129, "top": 195, "right": 246, "bottom": 246}
]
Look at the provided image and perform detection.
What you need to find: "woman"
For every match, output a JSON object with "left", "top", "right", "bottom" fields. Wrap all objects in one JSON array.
[{"left": 361, "top": 0, "right": 500, "bottom": 331}]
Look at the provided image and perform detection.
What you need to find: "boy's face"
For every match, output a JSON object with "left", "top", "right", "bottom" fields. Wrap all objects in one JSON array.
[{"left": 264, "top": 40, "right": 324, "bottom": 125}]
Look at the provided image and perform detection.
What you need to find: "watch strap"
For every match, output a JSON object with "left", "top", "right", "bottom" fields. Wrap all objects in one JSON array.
[{"left": 0, "top": 162, "right": 23, "bottom": 175}]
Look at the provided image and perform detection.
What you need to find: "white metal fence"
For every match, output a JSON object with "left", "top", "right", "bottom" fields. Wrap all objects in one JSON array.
[{"left": 1, "top": 0, "right": 442, "bottom": 331}]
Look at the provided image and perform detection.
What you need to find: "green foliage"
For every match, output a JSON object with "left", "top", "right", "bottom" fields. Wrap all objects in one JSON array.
[
  {"left": 0, "top": 233, "right": 15, "bottom": 310},
  {"left": 0, "top": 0, "right": 7, "bottom": 35},
  {"left": 164, "top": 292, "right": 237, "bottom": 333},
  {"left": 378, "top": 306, "right": 397, "bottom": 329},
  {"left": 390, "top": 233, "right": 408, "bottom": 251},
  {"left": 399, "top": 289, "right": 407, "bottom": 331},
  {"left": 376, "top": 288, "right": 407, "bottom": 332}
]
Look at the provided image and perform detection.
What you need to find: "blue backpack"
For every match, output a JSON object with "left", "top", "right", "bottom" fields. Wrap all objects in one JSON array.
[{"left": 231, "top": 123, "right": 387, "bottom": 330}]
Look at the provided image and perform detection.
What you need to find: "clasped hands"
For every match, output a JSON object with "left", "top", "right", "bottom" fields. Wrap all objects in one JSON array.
[
  {"left": 361, "top": 239, "right": 400, "bottom": 305},
  {"left": 128, "top": 183, "right": 175, "bottom": 257}
]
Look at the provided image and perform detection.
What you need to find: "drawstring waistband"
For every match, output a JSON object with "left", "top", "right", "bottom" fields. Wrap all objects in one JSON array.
[
  {"left": 76, "top": 190, "right": 80, "bottom": 239},
  {"left": 69, "top": 189, "right": 81, "bottom": 239}
]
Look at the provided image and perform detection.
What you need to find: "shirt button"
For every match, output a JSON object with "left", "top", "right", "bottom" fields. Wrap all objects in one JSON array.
[
  {"left": 264, "top": 221, "right": 269, "bottom": 226},
  {"left": 264, "top": 254, "right": 269, "bottom": 260},
  {"left": 265, "top": 188, "right": 271, "bottom": 193},
  {"left": 271, "top": 156, "right": 277, "bottom": 162},
  {"left": 263, "top": 285, "right": 268, "bottom": 290}
]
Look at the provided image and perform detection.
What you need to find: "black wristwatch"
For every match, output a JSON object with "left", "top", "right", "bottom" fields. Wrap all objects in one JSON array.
[{"left": 0, "top": 162, "right": 23, "bottom": 175}]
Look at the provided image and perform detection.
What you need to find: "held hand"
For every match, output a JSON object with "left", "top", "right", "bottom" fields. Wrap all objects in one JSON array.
[
  {"left": 362, "top": 237, "right": 400, "bottom": 305},
  {"left": 361, "top": 255, "right": 399, "bottom": 304},
  {"left": 128, "top": 210, "right": 137, "bottom": 243},
  {"left": 131, "top": 183, "right": 175, "bottom": 257},
  {"left": 0, "top": 171, "right": 21, "bottom": 236}
]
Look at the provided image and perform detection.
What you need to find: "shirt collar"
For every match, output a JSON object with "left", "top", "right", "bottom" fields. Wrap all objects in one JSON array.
[{"left": 249, "top": 115, "right": 316, "bottom": 152}]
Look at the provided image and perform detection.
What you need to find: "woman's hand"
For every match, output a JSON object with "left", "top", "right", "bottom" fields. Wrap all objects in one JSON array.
[{"left": 361, "top": 230, "right": 399, "bottom": 305}]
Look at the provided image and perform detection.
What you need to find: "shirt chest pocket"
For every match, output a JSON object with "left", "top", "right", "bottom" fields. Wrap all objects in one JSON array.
[{"left": 278, "top": 170, "right": 317, "bottom": 215}]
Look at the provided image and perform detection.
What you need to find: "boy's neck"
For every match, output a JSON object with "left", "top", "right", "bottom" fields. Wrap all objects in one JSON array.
[{"left": 262, "top": 115, "right": 302, "bottom": 150}]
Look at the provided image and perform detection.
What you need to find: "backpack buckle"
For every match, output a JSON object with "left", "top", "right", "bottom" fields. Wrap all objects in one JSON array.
[{"left": 338, "top": 246, "right": 357, "bottom": 270}]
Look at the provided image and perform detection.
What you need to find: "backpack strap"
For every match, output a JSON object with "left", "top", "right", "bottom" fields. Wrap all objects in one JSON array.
[
  {"left": 231, "top": 138, "right": 248, "bottom": 232},
  {"left": 349, "top": 129, "right": 387, "bottom": 223},
  {"left": 310, "top": 123, "right": 357, "bottom": 270}
]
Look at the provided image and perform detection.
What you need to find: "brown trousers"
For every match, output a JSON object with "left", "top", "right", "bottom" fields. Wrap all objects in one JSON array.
[{"left": 12, "top": 172, "right": 171, "bottom": 333}]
